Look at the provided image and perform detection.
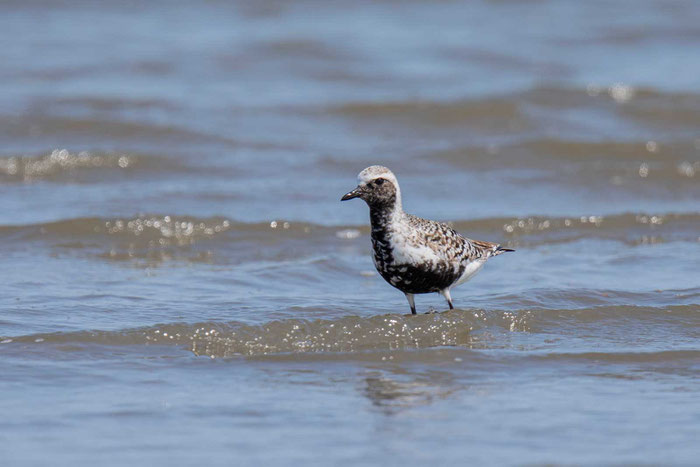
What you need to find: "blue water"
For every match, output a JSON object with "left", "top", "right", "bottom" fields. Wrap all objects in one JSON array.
[{"left": 1, "top": 1, "right": 699, "bottom": 465}]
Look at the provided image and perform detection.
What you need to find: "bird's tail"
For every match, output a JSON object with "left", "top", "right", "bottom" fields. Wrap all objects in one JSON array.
[
  {"left": 492, "top": 245, "right": 515, "bottom": 256},
  {"left": 472, "top": 239, "right": 515, "bottom": 257}
]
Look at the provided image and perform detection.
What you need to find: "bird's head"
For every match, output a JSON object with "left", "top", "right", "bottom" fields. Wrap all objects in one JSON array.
[{"left": 341, "top": 165, "right": 401, "bottom": 209}]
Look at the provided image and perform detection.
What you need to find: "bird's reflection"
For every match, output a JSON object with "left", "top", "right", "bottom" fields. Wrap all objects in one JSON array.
[{"left": 363, "top": 367, "right": 457, "bottom": 414}]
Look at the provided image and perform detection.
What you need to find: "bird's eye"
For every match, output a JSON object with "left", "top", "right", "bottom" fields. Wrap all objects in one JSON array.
[{"left": 374, "top": 178, "right": 385, "bottom": 186}]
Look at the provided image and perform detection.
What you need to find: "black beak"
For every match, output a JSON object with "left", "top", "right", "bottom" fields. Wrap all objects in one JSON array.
[{"left": 341, "top": 186, "right": 363, "bottom": 201}]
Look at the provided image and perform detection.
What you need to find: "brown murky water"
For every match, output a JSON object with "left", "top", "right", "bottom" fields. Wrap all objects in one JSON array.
[{"left": 1, "top": 1, "right": 699, "bottom": 465}]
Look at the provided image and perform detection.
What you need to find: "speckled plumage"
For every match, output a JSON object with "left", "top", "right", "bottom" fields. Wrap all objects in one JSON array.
[{"left": 342, "top": 165, "right": 513, "bottom": 314}]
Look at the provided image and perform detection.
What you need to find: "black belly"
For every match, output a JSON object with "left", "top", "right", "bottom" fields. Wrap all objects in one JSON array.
[{"left": 377, "top": 263, "right": 462, "bottom": 294}]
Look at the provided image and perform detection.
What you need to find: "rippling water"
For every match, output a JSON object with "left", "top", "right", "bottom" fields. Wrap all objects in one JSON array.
[{"left": 1, "top": 1, "right": 699, "bottom": 465}]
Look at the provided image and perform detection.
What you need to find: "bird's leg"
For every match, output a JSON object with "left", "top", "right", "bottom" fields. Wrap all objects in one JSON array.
[
  {"left": 405, "top": 293, "right": 416, "bottom": 315},
  {"left": 441, "top": 289, "right": 454, "bottom": 310}
]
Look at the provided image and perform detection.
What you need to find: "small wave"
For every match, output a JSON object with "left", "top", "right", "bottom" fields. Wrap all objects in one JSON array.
[
  {"left": 0, "top": 212, "right": 698, "bottom": 251},
  {"left": 45, "top": 96, "right": 177, "bottom": 112},
  {"left": 0, "top": 215, "right": 334, "bottom": 265},
  {"left": 440, "top": 138, "right": 698, "bottom": 162},
  {"left": 530, "top": 350, "right": 700, "bottom": 364},
  {"left": 526, "top": 84, "right": 700, "bottom": 136},
  {"left": 514, "top": 84, "right": 700, "bottom": 113},
  {"left": 433, "top": 138, "right": 700, "bottom": 185},
  {"left": 0, "top": 309, "right": 528, "bottom": 357},
  {"left": 490, "top": 213, "right": 700, "bottom": 246},
  {"left": 0, "top": 148, "right": 196, "bottom": 183},
  {"left": 245, "top": 38, "right": 349, "bottom": 62},
  {"left": 330, "top": 97, "right": 526, "bottom": 128},
  {"left": 0, "top": 149, "right": 138, "bottom": 181},
  {"left": 447, "top": 213, "right": 700, "bottom": 247},
  {"left": 0, "top": 215, "right": 323, "bottom": 243},
  {"left": 2, "top": 305, "right": 697, "bottom": 358},
  {"left": 0, "top": 215, "right": 237, "bottom": 264},
  {"left": 329, "top": 85, "right": 700, "bottom": 135},
  {"left": 0, "top": 114, "right": 238, "bottom": 147}
]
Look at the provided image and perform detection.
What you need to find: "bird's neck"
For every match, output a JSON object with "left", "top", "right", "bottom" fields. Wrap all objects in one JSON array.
[{"left": 369, "top": 201, "right": 403, "bottom": 234}]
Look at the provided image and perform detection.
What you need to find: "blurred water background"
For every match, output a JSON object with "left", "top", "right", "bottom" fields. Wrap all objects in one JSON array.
[{"left": 1, "top": 1, "right": 699, "bottom": 465}]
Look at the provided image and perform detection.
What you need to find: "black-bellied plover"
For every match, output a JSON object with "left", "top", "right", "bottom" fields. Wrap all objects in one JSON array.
[{"left": 341, "top": 165, "right": 513, "bottom": 314}]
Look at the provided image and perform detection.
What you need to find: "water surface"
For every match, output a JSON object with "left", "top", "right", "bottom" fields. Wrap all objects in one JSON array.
[{"left": 1, "top": 1, "right": 699, "bottom": 465}]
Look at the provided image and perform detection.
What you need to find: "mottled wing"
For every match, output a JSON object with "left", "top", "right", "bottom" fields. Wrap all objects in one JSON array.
[{"left": 405, "top": 214, "right": 486, "bottom": 263}]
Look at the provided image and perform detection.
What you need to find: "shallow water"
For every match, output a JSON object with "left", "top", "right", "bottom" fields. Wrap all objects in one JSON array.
[{"left": 1, "top": 1, "right": 699, "bottom": 465}]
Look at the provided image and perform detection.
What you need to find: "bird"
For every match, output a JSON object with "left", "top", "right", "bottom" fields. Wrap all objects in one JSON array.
[{"left": 341, "top": 165, "right": 513, "bottom": 315}]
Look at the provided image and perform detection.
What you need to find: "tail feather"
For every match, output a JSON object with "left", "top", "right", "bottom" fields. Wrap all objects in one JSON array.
[
  {"left": 471, "top": 239, "right": 515, "bottom": 257},
  {"left": 493, "top": 245, "right": 515, "bottom": 256}
]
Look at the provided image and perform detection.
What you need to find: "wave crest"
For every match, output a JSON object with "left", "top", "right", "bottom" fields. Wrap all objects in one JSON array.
[
  {"left": 0, "top": 149, "right": 136, "bottom": 181},
  {"left": 4, "top": 305, "right": 696, "bottom": 358}
]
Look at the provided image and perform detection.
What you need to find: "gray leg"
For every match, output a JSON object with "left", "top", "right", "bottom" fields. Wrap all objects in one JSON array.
[
  {"left": 405, "top": 293, "right": 416, "bottom": 315},
  {"left": 441, "top": 289, "right": 454, "bottom": 310}
]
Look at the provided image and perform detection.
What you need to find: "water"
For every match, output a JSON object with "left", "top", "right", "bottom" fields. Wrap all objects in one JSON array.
[{"left": 1, "top": 1, "right": 699, "bottom": 465}]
